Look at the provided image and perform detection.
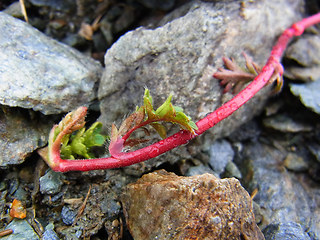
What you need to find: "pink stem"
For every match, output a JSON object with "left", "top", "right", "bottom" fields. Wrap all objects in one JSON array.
[{"left": 52, "top": 13, "right": 320, "bottom": 172}]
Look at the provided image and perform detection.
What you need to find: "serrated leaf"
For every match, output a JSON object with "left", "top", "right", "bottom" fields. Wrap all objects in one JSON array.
[
  {"left": 155, "top": 94, "right": 174, "bottom": 118},
  {"left": 143, "top": 89, "right": 157, "bottom": 120}
]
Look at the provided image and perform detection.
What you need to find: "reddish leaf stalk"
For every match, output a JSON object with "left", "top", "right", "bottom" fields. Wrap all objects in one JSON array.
[{"left": 51, "top": 13, "right": 320, "bottom": 172}]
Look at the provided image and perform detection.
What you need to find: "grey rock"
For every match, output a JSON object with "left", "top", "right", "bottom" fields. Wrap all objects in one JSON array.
[
  {"left": 285, "top": 35, "right": 320, "bottom": 67},
  {"left": 263, "top": 222, "right": 311, "bottom": 240},
  {"left": 2, "top": 219, "right": 40, "bottom": 240},
  {"left": 40, "top": 169, "right": 65, "bottom": 195},
  {"left": 61, "top": 206, "right": 77, "bottom": 225},
  {"left": 3, "top": 2, "right": 24, "bottom": 18},
  {"left": 100, "top": 198, "right": 121, "bottom": 219},
  {"left": 308, "top": 143, "right": 320, "bottom": 163},
  {"left": 209, "top": 139, "right": 234, "bottom": 176},
  {"left": 98, "top": 0, "right": 304, "bottom": 167},
  {"left": 224, "top": 161, "right": 242, "bottom": 179},
  {"left": 185, "top": 164, "right": 217, "bottom": 176},
  {"left": 242, "top": 142, "right": 320, "bottom": 238},
  {"left": 290, "top": 79, "right": 320, "bottom": 115},
  {"left": 43, "top": 223, "right": 60, "bottom": 240},
  {"left": 0, "top": 106, "right": 52, "bottom": 167},
  {"left": 285, "top": 66, "right": 320, "bottom": 82},
  {"left": 263, "top": 114, "right": 313, "bottom": 132},
  {"left": 0, "top": 12, "right": 102, "bottom": 114},
  {"left": 283, "top": 153, "right": 309, "bottom": 172}
]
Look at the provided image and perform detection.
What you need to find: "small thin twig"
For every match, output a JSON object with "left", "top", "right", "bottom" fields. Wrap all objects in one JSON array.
[
  {"left": 19, "top": 0, "right": 28, "bottom": 23},
  {"left": 0, "top": 229, "right": 13, "bottom": 237},
  {"left": 72, "top": 185, "right": 92, "bottom": 226}
]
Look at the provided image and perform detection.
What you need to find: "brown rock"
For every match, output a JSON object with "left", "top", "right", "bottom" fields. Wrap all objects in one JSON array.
[{"left": 122, "top": 170, "right": 264, "bottom": 240}]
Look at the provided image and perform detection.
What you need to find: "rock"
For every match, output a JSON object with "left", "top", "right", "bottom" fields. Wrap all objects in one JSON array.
[
  {"left": 308, "top": 143, "right": 320, "bottom": 163},
  {"left": 2, "top": 219, "right": 40, "bottom": 240},
  {"left": 61, "top": 206, "right": 77, "bottom": 226},
  {"left": 185, "top": 164, "right": 216, "bottom": 176},
  {"left": 3, "top": 2, "right": 24, "bottom": 18},
  {"left": 263, "top": 114, "right": 313, "bottom": 132},
  {"left": 285, "top": 35, "right": 320, "bottom": 67},
  {"left": 42, "top": 223, "right": 60, "bottom": 240},
  {"left": 0, "top": 12, "right": 102, "bottom": 114},
  {"left": 283, "top": 153, "right": 309, "bottom": 172},
  {"left": 98, "top": 0, "right": 304, "bottom": 167},
  {"left": 241, "top": 142, "right": 320, "bottom": 238},
  {"left": 290, "top": 79, "right": 320, "bottom": 115},
  {"left": 224, "top": 161, "right": 242, "bottom": 179},
  {"left": 263, "top": 222, "right": 311, "bottom": 240},
  {"left": 40, "top": 169, "right": 65, "bottom": 195},
  {"left": 121, "top": 170, "right": 264, "bottom": 240},
  {"left": 0, "top": 106, "right": 52, "bottom": 167},
  {"left": 209, "top": 139, "right": 234, "bottom": 176}
]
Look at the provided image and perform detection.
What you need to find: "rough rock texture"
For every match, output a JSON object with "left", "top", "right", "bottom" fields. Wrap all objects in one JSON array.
[
  {"left": 241, "top": 142, "right": 320, "bottom": 239},
  {"left": 290, "top": 80, "right": 320, "bottom": 115},
  {"left": 284, "top": 35, "right": 320, "bottom": 82},
  {"left": 263, "top": 222, "right": 311, "bottom": 240},
  {"left": 122, "top": 169, "right": 264, "bottom": 240},
  {"left": 0, "top": 106, "right": 52, "bottom": 168},
  {"left": 0, "top": 12, "right": 102, "bottom": 114},
  {"left": 2, "top": 219, "right": 40, "bottom": 240},
  {"left": 98, "top": 0, "right": 304, "bottom": 167}
]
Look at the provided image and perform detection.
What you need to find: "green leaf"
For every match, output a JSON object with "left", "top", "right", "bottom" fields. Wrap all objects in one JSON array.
[
  {"left": 60, "top": 121, "right": 107, "bottom": 159},
  {"left": 155, "top": 94, "right": 173, "bottom": 118},
  {"left": 150, "top": 122, "right": 167, "bottom": 139}
]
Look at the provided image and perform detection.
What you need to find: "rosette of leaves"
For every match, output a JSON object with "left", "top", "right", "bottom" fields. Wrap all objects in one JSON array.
[{"left": 59, "top": 122, "right": 107, "bottom": 159}]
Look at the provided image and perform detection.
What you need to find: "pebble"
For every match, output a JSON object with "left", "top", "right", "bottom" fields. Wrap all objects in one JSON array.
[
  {"left": 185, "top": 164, "right": 217, "bottom": 177},
  {"left": 209, "top": 139, "right": 234, "bottom": 176},
  {"left": 2, "top": 219, "right": 40, "bottom": 240},
  {"left": 290, "top": 79, "right": 320, "bottom": 115},
  {"left": 263, "top": 114, "right": 312, "bottom": 132},
  {"left": 40, "top": 169, "right": 65, "bottom": 195},
  {"left": 283, "top": 153, "right": 309, "bottom": 172},
  {"left": 224, "top": 161, "right": 242, "bottom": 179},
  {"left": 263, "top": 222, "right": 311, "bottom": 240},
  {"left": 61, "top": 206, "right": 77, "bottom": 226},
  {"left": 42, "top": 223, "right": 60, "bottom": 240}
]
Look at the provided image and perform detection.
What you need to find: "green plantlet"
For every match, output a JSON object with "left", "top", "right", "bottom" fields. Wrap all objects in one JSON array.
[{"left": 110, "top": 89, "right": 198, "bottom": 150}]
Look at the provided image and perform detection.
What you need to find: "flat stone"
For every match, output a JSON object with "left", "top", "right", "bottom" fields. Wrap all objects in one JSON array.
[
  {"left": 263, "top": 222, "right": 311, "bottom": 240},
  {"left": 263, "top": 114, "right": 312, "bottom": 132},
  {"left": 0, "top": 12, "right": 102, "bottom": 114},
  {"left": 2, "top": 219, "right": 40, "bottom": 240},
  {"left": 290, "top": 79, "right": 320, "bottom": 115},
  {"left": 209, "top": 139, "right": 234, "bottom": 176},
  {"left": 283, "top": 153, "right": 309, "bottom": 172},
  {"left": 285, "top": 35, "right": 320, "bottom": 67},
  {"left": 40, "top": 169, "right": 65, "bottom": 195},
  {"left": 122, "top": 170, "right": 264, "bottom": 240},
  {"left": 0, "top": 106, "right": 52, "bottom": 167}
]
